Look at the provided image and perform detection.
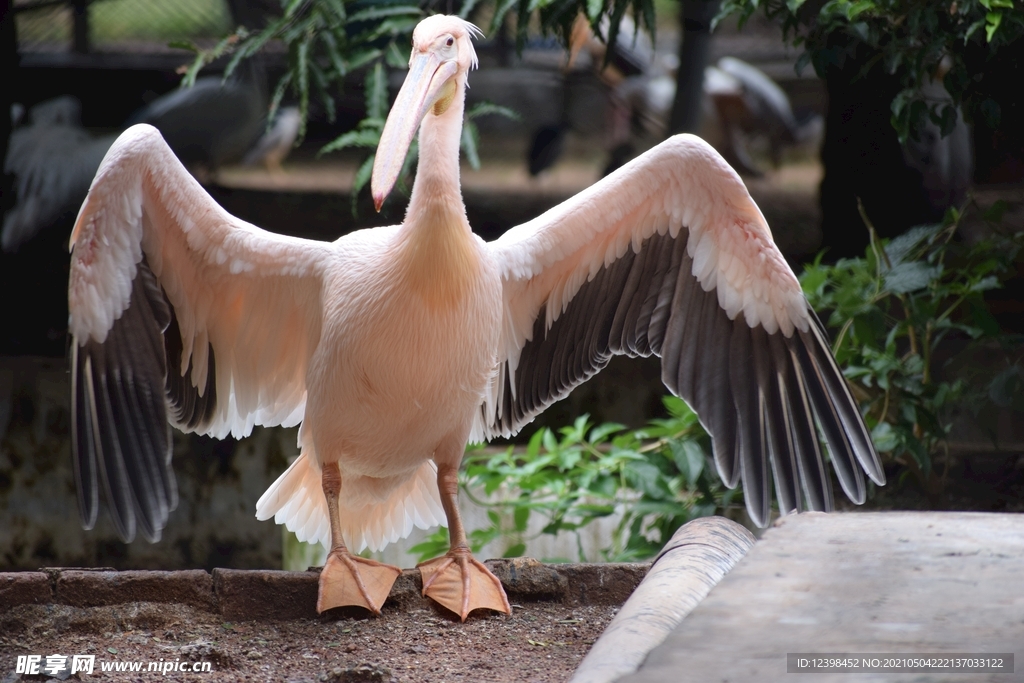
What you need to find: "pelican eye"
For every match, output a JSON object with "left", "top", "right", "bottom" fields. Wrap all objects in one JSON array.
[{"left": 446, "top": 37, "right": 454, "bottom": 47}]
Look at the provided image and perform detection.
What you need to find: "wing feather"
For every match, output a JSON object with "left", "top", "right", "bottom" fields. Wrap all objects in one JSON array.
[
  {"left": 483, "top": 133, "right": 883, "bottom": 526},
  {"left": 69, "top": 124, "right": 330, "bottom": 542}
]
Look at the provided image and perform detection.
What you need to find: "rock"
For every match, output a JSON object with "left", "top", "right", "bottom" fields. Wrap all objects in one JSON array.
[
  {"left": 486, "top": 558, "right": 568, "bottom": 602},
  {"left": 321, "top": 664, "right": 397, "bottom": 683},
  {"left": 179, "top": 640, "right": 233, "bottom": 669}
]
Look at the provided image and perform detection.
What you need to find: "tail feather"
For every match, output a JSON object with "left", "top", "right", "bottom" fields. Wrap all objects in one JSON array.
[{"left": 255, "top": 449, "right": 445, "bottom": 553}]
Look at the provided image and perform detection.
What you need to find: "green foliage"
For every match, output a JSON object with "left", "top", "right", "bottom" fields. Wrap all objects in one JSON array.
[
  {"left": 716, "top": 0, "right": 1024, "bottom": 143},
  {"left": 174, "top": 0, "right": 422, "bottom": 144},
  {"left": 801, "top": 202, "right": 1024, "bottom": 489},
  {"left": 410, "top": 397, "right": 735, "bottom": 563},
  {"left": 177, "top": 0, "right": 655, "bottom": 205}
]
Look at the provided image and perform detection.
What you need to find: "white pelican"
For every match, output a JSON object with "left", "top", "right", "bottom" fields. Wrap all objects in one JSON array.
[{"left": 68, "top": 15, "right": 884, "bottom": 621}]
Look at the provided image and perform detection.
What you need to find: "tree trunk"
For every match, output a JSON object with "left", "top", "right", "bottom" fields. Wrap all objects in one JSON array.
[{"left": 667, "top": 0, "right": 719, "bottom": 135}]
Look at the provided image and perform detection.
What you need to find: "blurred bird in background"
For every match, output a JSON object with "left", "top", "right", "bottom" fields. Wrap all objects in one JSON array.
[
  {"left": 526, "top": 16, "right": 822, "bottom": 179},
  {"left": 703, "top": 57, "right": 823, "bottom": 176},
  {"left": 2, "top": 65, "right": 300, "bottom": 253},
  {"left": 3, "top": 96, "right": 116, "bottom": 253}
]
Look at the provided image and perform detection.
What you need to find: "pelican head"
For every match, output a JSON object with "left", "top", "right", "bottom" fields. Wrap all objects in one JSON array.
[{"left": 371, "top": 15, "right": 482, "bottom": 211}]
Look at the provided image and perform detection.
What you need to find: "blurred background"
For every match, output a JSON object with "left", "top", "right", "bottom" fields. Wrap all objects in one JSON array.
[{"left": 1, "top": 0, "right": 1022, "bottom": 573}]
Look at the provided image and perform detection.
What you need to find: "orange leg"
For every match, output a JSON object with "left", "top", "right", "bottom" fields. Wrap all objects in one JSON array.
[
  {"left": 316, "top": 462, "right": 401, "bottom": 614},
  {"left": 417, "top": 461, "right": 511, "bottom": 620}
]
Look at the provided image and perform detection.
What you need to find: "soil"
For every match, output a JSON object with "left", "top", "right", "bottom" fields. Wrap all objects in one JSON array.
[{"left": 0, "top": 602, "right": 617, "bottom": 683}]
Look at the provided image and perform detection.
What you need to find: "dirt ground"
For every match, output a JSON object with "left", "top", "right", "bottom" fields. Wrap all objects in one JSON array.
[{"left": 1, "top": 601, "right": 617, "bottom": 683}]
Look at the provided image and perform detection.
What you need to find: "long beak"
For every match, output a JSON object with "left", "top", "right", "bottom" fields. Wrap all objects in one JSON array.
[{"left": 371, "top": 51, "right": 458, "bottom": 211}]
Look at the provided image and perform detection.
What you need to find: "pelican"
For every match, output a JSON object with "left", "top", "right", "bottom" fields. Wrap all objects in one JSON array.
[{"left": 68, "top": 15, "right": 883, "bottom": 621}]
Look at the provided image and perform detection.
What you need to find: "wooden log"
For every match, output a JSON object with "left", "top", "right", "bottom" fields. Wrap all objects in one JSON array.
[{"left": 569, "top": 516, "right": 755, "bottom": 683}]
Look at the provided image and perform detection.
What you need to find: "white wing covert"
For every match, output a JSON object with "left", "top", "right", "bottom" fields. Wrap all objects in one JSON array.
[
  {"left": 68, "top": 124, "right": 330, "bottom": 543},
  {"left": 483, "top": 134, "right": 884, "bottom": 526}
]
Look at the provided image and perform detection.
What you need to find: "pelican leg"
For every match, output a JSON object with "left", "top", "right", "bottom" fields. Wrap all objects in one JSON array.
[
  {"left": 417, "top": 461, "right": 511, "bottom": 620},
  {"left": 316, "top": 462, "right": 401, "bottom": 614}
]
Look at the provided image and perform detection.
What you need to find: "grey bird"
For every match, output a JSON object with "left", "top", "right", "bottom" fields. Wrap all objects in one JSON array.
[{"left": 3, "top": 68, "right": 296, "bottom": 253}]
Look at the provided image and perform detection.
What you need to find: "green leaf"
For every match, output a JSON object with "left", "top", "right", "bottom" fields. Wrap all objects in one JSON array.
[
  {"left": 466, "top": 102, "right": 522, "bottom": 121},
  {"left": 268, "top": 71, "right": 294, "bottom": 131},
  {"left": 794, "top": 50, "right": 813, "bottom": 75},
  {"left": 964, "top": 17, "right": 987, "bottom": 43},
  {"left": 514, "top": 505, "right": 530, "bottom": 532},
  {"left": 320, "top": 0, "right": 346, "bottom": 22},
  {"left": 491, "top": 0, "right": 519, "bottom": 32},
  {"left": 847, "top": 1, "right": 873, "bottom": 20},
  {"left": 365, "top": 16, "right": 421, "bottom": 41},
  {"left": 986, "top": 11, "right": 1003, "bottom": 42},
  {"left": 671, "top": 440, "right": 705, "bottom": 488},
  {"left": 179, "top": 55, "right": 206, "bottom": 89},
  {"left": 365, "top": 62, "right": 388, "bottom": 121},
  {"left": 385, "top": 41, "right": 409, "bottom": 69},
  {"left": 984, "top": 200, "right": 1009, "bottom": 223},
  {"left": 350, "top": 155, "right": 375, "bottom": 215},
  {"left": 589, "top": 422, "right": 625, "bottom": 444},
  {"left": 542, "top": 428, "right": 559, "bottom": 452},
  {"left": 503, "top": 542, "right": 526, "bottom": 558},
  {"left": 587, "top": 0, "right": 604, "bottom": 21},
  {"left": 625, "top": 461, "right": 666, "bottom": 499},
  {"left": 320, "top": 128, "right": 381, "bottom": 154},
  {"left": 527, "top": 428, "right": 546, "bottom": 459},
  {"left": 871, "top": 421, "right": 899, "bottom": 452},
  {"left": 884, "top": 224, "right": 941, "bottom": 265},
  {"left": 662, "top": 395, "right": 696, "bottom": 421},
  {"left": 409, "top": 526, "right": 450, "bottom": 562},
  {"left": 346, "top": 47, "right": 384, "bottom": 73},
  {"left": 168, "top": 39, "right": 199, "bottom": 53},
  {"left": 460, "top": 120, "right": 484, "bottom": 168},
  {"left": 296, "top": 36, "right": 311, "bottom": 141},
  {"left": 884, "top": 261, "right": 941, "bottom": 293},
  {"left": 348, "top": 5, "right": 422, "bottom": 23},
  {"left": 459, "top": 0, "right": 482, "bottom": 19}
]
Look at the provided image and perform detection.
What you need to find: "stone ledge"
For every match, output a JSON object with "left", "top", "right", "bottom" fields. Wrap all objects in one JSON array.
[
  {"left": 213, "top": 568, "right": 318, "bottom": 621},
  {"left": 54, "top": 569, "right": 216, "bottom": 610},
  {"left": 0, "top": 572, "right": 51, "bottom": 608},
  {"left": 0, "top": 561, "right": 647, "bottom": 620}
]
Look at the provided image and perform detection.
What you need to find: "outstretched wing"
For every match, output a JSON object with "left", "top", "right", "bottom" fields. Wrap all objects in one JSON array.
[
  {"left": 69, "top": 124, "right": 331, "bottom": 543},
  {"left": 482, "top": 134, "right": 883, "bottom": 527}
]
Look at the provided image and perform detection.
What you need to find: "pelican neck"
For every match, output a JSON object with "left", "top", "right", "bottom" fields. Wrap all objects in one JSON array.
[{"left": 403, "top": 77, "right": 468, "bottom": 229}]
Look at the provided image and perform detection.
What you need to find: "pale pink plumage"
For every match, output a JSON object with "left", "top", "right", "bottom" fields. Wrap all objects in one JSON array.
[{"left": 68, "top": 15, "right": 882, "bottom": 557}]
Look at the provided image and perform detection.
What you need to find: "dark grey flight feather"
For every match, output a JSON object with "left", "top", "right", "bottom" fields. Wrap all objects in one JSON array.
[
  {"left": 71, "top": 258, "right": 216, "bottom": 543},
  {"left": 483, "top": 226, "right": 884, "bottom": 527}
]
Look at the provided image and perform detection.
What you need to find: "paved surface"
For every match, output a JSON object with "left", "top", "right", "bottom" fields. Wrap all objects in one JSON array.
[{"left": 621, "top": 512, "right": 1024, "bottom": 683}]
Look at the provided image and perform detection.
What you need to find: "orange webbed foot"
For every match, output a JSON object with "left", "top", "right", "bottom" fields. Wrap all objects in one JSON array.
[
  {"left": 317, "top": 550, "right": 401, "bottom": 614},
  {"left": 418, "top": 550, "right": 511, "bottom": 621}
]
